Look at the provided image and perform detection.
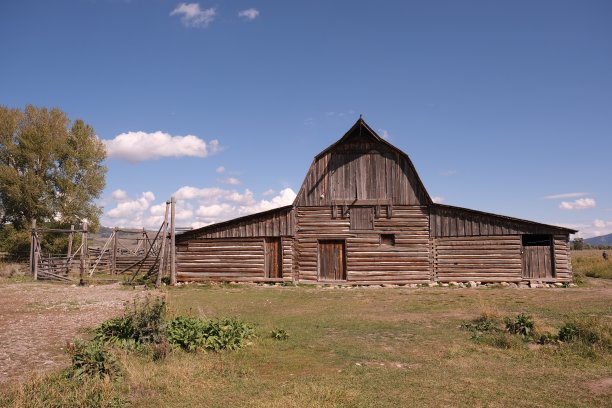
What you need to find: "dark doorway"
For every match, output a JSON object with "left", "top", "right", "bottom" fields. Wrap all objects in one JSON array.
[
  {"left": 265, "top": 238, "right": 282, "bottom": 279},
  {"left": 522, "top": 235, "right": 554, "bottom": 280},
  {"left": 318, "top": 240, "right": 346, "bottom": 281}
]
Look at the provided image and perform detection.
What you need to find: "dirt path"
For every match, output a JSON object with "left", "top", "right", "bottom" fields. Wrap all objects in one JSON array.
[{"left": 0, "top": 281, "right": 148, "bottom": 384}]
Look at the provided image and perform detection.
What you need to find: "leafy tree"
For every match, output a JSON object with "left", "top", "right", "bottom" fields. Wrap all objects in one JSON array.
[
  {"left": 572, "top": 237, "right": 584, "bottom": 251},
  {"left": 0, "top": 105, "right": 106, "bottom": 250}
]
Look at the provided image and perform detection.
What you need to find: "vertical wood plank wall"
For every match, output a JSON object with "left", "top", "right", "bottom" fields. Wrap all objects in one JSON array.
[
  {"left": 296, "top": 149, "right": 429, "bottom": 207},
  {"left": 433, "top": 235, "right": 522, "bottom": 282},
  {"left": 295, "top": 206, "right": 430, "bottom": 283}
]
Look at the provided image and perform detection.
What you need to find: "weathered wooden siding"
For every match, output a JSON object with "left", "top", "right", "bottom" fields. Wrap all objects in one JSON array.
[
  {"left": 295, "top": 133, "right": 429, "bottom": 207},
  {"left": 281, "top": 237, "right": 294, "bottom": 282},
  {"left": 296, "top": 206, "right": 430, "bottom": 283},
  {"left": 177, "top": 206, "right": 294, "bottom": 241},
  {"left": 553, "top": 235, "right": 572, "bottom": 282},
  {"left": 433, "top": 235, "right": 523, "bottom": 282},
  {"left": 431, "top": 205, "right": 569, "bottom": 237},
  {"left": 176, "top": 239, "right": 266, "bottom": 282}
]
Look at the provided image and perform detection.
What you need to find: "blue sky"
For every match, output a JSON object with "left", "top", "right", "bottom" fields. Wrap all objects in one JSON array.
[{"left": 1, "top": 0, "right": 611, "bottom": 237}]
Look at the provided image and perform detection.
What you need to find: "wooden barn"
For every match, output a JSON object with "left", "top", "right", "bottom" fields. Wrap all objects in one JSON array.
[{"left": 175, "top": 119, "right": 576, "bottom": 285}]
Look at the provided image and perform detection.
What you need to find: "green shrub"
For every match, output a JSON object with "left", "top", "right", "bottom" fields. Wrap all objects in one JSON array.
[
  {"left": 67, "top": 340, "right": 120, "bottom": 379},
  {"left": 95, "top": 297, "right": 166, "bottom": 348},
  {"left": 504, "top": 313, "right": 535, "bottom": 338},
  {"left": 461, "top": 314, "right": 500, "bottom": 334},
  {"left": 167, "top": 316, "right": 256, "bottom": 352},
  {"left": 271, "top": 328, "right": 289, "bottom": 340},
  {"left": 558, "top": 317, "right": 611, "bottom": 350},
  {"left": 537, "top": 332, "right": 559, "bottom": 345}
]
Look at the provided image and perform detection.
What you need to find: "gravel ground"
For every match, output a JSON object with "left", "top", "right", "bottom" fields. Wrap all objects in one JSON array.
[{"left": 0, "top": 281, "right": 148, "bottom": 384}]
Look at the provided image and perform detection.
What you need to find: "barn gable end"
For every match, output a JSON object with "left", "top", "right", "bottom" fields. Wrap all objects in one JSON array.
[{"left": 295, "top": 119, "right": 431, "bottom": 206}]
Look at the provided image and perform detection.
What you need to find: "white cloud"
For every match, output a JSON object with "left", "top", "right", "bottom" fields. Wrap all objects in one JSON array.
[
  {"left": 432, "top": 196, "right": 445, "bottom": 204},
  {"left": 238, "top": 8, "right": 259, "bottom": 20},
  {"left": 111, "top": 189, "right": 128, "bottom": 201},
  {"left": 262, "top": 189, "right": 275, "bottom": 197},
  {"left": 559, "top": 198, "right": 596, "bottom": 210},
  {"left": 106, "top": 191, "right": 155, "bottom": 220},
  {"left": 571, "top": 219, "right": 612, "bottom": 239},
  {"left": 104, "top": 131, "right": 220, "bottom": 162},
  {"left": 170, "top": 3, "right": 216, "bottom": 27},
  {"left": 439, "top": 170, "right": 457, "bottom": 177},
  {"left": 179, "top": 186, "right": 296, "bottom": 227},
  {"left": 594, "top": 219, "right": 606, "bottom": 228},
  {"left": 221, "top": 177, "right": 241, "bottom": 185},
  {"left": 102, "top": 185, "right": 296, "bottom": 230},
  {"left": 544, "top": 192, "right": 590, "bottom": 200},
  {"left": 216, "top": 166, "right": 225, "bottom": 173},
  {"left": 378, "top": 129, "right": 390, "bottom": 139}
]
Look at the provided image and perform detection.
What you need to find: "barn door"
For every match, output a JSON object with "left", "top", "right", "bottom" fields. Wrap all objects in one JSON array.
[
  {"left": 318, "top": 240, "right": 346, "bottom": 281},
  {"left": 522, "top": 235, "right": 554, "bottom": 280},
  {"left": 265, "top": 238, "right": 282, "bottom": 279}
]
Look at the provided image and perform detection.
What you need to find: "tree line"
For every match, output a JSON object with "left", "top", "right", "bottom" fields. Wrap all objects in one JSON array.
[{"left": 0, "top": 105, "right": 106, "bottom": 255}]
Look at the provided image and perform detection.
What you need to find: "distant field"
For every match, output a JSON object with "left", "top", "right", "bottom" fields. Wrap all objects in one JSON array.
[
  {"left": 2, "top": 282, "right": 611, "bottom": 407},
  {"left": 572, "top": 250, "right": 612, "bottom": 280}
]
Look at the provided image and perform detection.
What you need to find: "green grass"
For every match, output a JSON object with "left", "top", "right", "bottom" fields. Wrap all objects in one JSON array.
[
  {"left": 3, "top": 284, "right": 612, "bottom": 407},
  {"left": 572, "top": 250, "right": 612, "bottom": 280}
]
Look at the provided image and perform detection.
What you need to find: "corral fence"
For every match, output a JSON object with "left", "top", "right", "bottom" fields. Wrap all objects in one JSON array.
[{"left": 30, "top": 197, "right": 179, "bottom": 287}]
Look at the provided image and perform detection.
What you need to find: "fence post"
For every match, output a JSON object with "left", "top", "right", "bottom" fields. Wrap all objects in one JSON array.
[
  {"left": 30, "top": 219, "right": 37, "bottom": 280},
  {"left": 170, "top": 196, "right": 177, "bottom": 286},
  {"left": 111, "top": 228, "right": 118, "bottom": 275},
  {"left": 156, "top": 201, "right": 170, "bottom": 288},
  {"left": 80, "top": 222, "right": 88, "bottom": 285}
]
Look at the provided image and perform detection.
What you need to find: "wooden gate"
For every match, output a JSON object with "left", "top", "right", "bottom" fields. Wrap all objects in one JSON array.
[
  {"left": 318, "top": 240, "right": 346, "bottom": 281},
  {"left": 522, "top": 235, "right": 554, "bottom": 280},
  {"left": 265, "top": 238, "right": 282, "bottom": 279}
]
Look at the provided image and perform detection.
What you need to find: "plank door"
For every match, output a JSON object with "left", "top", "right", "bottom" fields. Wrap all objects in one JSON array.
[
  {"left": 265, "top": 238, "right": 282, "bottom": 279},
  {"left": 522, "top": 235, "right": 553, "bottom": 280},
  {"left": 318, "top": 240, "right": 346, "bottom": 281}
]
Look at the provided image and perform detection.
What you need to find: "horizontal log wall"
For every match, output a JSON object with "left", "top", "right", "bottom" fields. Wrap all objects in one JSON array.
[
  {"left": 281, "top": 237, "right": 294, "bottom": 282},
  {"left": 433, "top": 235, "right": 522, "bottom": 282},
  {"left": 176, "top": 239, "right": 266, "bottom": 282},
  {"left": 553, "top": 235, "right": 572, "bottom": 281},
  {"left": 296, "top": 206, "right": 430, "bottom": 283}
]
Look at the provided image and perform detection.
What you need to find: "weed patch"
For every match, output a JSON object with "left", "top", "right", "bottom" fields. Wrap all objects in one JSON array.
[
  {"left": 67, "top": 340, "right": 121, "bottom": 379},
  {"left": 166, "top": 316, "right": 256, "bottom": 352}
]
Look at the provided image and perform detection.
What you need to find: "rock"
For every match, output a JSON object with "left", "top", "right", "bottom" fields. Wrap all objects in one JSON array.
[
  {"left": 500, "top": 282, "right": 510, "bottom": 287},
  {"left": 382, "top": 284, "right": 398, "bottom": 288},
  {"left": 458, "top": 282, "right": 465, "bottom": 288},
  {"left": 554, "top": 282, "right": 564, "bottom": 287},
  {"left": 518, "top": 283, "right": 529, "bottom": 289},
  {"left": 468, "top": 281, "right": 477, "bottom": 288},
  {"left": 509, "top": 283, "right": 518, "bottom": 288},
  {"left": 440, "top": 283, "right": 449, "bottom": 287},
  {"left": 427, "top": 282, "right": 438, "bottom": 287},
  {"left": 408, "top": 284, "right": 418, "bottom": 288},
  {"left": 569, "top": 283, "right": 577, "bottom": 287},
  {"left": 449, "top": 281, "right": 459, "bottom": 286}
]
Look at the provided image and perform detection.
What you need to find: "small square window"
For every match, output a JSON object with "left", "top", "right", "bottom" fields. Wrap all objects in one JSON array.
[{"left": 381, "top": 234, "right": 395, "bottom": 246}]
